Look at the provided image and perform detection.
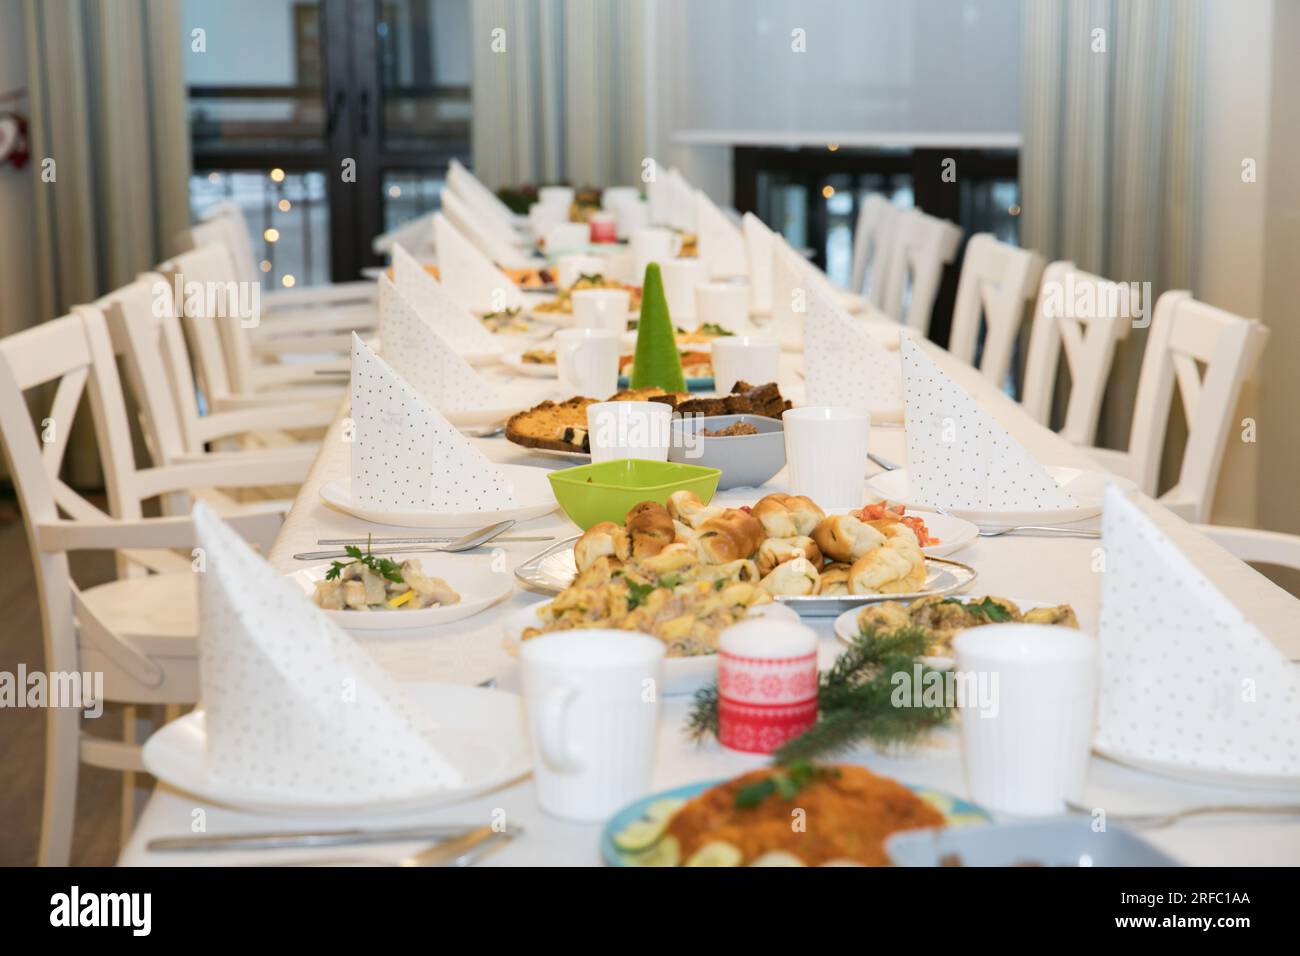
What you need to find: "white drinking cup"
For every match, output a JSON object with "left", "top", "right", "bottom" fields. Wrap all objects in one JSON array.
[
  {"left": 660, "top": 258, "right": 709, "bottom": 324},
  {"left": 586, "top": 401, "right": 673, "bottom": 463},
  {"left": 571, "top": 288, "right": 632, "bottom": 333},
  {"left": 555, "top": 254, "right": 605, "bottom": 291},
  {"left": 711, "top": 335, "right": 781, "bottom": 394},
  {"left": 695, "top": 282, "right": 754, "bottom": 335},
  {"left": 780, "top": 406, "right": 871, "bottom": 508},
  {"left": 630, "top": 227, "right": 682, "bottom": 284},
  {"left": 554, "top": 328, "right": 620, "bottom": 397}
]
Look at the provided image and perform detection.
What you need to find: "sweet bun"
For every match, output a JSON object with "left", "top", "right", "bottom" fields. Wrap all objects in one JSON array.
[
  {"left": 666, "top": 489, "right": 723, "bottom": 529},
  {"left": 815, "top": 562, "right": 852, "bottom": 596},
  {"left": 575, "top": 521, "right": 629, "bottom": 571},
  {"left": 756, "top": 535, "right": 823, "bottom": 577},
  {"left": 624, "top": 501, "right": 675, "bottom": 558},
  {"left": 847, "top": 534, "right": 926, "bottom": 595},
  {"left": 812, "top": 514, "right": 887, "bottom": 564},
  {"left": 639, "top": 542, "right": 699, "bottom": 575},
  {"left": 692, "top": 509, "right": 766, "bottom": 564},
  {"left": 759, "top": 556, "right": 820, "bottom": 596},
  {"left": 751, "top": 494, "right": 825, "bottom": 538}
]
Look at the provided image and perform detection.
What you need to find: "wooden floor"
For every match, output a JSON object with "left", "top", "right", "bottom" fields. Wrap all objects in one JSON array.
[{"left": 0, "top": 503, "right": 126, "bottom": 866}]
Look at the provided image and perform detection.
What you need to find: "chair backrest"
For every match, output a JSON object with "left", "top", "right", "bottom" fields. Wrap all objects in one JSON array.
[
  {"left": 948, "top": 232, "right": 1045, "bottom": 385},
  {"left": 1126, "top": 291, "right": 1268, "bottom": 519},
  {"left": 0, "top": 310, "right": 144, "bottom": 673},
  {"left": 91, "top": 274, "right": 206, "bottom": 465},
  {"left": 194, "top": 201, "right": 259, "bottom": 287},
  {"left": 880, "top": 208, "right": 963, "bottom": 334},
  {"left": 158, "top": 243, "right": 257, "bottom": 402},
  {"left": 1195, "top": 525, "right": 1300, "bottom": 574},
  {"left": 1021, "top": 261, "right": 1133, "bottom": 445},
  {"left": 850, "top": 194, "right": 901, "bottom": 303}
]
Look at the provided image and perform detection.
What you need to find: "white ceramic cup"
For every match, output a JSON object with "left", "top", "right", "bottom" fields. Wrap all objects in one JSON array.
[
  {"left": 571, "top": 288, "right": 631, "bottom": 333},
  {"left": 545, "top": 222, "right": 590, "bottom": 255},
  {"left": 538, "top": 185, "right": 575, "bottom": 208},
  {"left": 630, "top": 227, "right": 682, "bottom": 284},
  {"left": 711, "top": 335, "right": 781, "bottom": 394},
  {"left": 601, "top": 186, "right": 640, "bottom": 212},
  {"left": 555, "top": 328, "right": 620, "bottom": 397},
  {"left": 613, "top": 199, "right": 650, "bottom": 241},
  {"left": 952, "top": 624, "right": 1098, "bottom": 816},
  {"left": 695, "top": 282, "right": 754, "bottom": 335},
  {"left": 781, "top": 406, "right": 871, "bottom": 509},
  {"left": 555, "top": 254, "right": 605, "bottom": 291},
  {"left": 660, "top": 258, "right": 710, "bottom": 324},
  {"left": 587, "top": 401, "right": 673, "bottom": 463},
  {"left": 521, "top": 630, "right": 665, "bottom": 822},
  {"left": 529, "top": 199, "right": 569, "bottom": 238}
]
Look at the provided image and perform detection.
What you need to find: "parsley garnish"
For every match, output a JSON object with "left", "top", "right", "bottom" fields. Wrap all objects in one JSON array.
[
  {"left": 698, "top": 322, "right": 735, "bottom": 337},
  {"left": 941, "top": 596, "right": 1013, "bottom": 622},
  {"left": 735, "top": 761, "right": 839, "bottom": 809},
  {"left": 325, "top": 535, "right": 404, "bottom": 584},
  {"left": 625, "top": 579, "right": 656, "bottom": 611}
]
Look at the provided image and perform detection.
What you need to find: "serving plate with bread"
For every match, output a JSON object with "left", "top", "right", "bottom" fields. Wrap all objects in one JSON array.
[{"left": 514, "top": 491, "right": 977, "bottom": 617}]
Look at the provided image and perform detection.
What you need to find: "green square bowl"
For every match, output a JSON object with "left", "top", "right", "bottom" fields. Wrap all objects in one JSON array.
[{"left": 547, "top": 458, "right": 722, "bottom": 530}]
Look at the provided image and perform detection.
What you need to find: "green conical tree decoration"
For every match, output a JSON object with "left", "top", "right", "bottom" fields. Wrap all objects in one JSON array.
[{"left": 630, "top": 262, "right": 686, "bottom": 392}]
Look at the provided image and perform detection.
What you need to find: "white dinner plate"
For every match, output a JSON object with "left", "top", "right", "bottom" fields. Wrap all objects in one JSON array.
[
  {"left": 833, "top": 596, "right": 1060, "bottom": 669},
  {"left": 1091, "top": 744, "right": 1300, "bottom": 792},
  {"left": 500, "top": 351, "right": 559, "bottom": 378},
  {"left": 866, "top": 465, "right": 1122, "bottom": 530},
  {"left": 444, "top": 404, "right": 518, "bottom": 428},
  {"left": 501, "top": 598, "right": 800, "bottom": 696},
  {"left": 288, "top": 554, "right": 513, "bottom": 631},
  {"left": 319, "top": 464, "right": 557, "bottom": 529},
  {"left": 142, "top": 683, "right": 532, "bottom": 815},
  {"left": 819, "top": 507, "right": 978, "bottom": 559}
]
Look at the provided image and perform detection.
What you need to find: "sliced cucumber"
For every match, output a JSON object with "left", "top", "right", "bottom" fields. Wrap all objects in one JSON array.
[
  {"left": 623, "top": 835, "right": 681, "bottom": 867},
  {"left": 643, "top": 798, "right": 687, "bottom": 823},
  {"left": 749, "top": 851, "right": 807, "bottom": 867},
  {"left": 684, "top": 841, "right": 743, "bottom": 867},
  {"left": 612, "top": 818, "right": 669, "bottom": 853}
]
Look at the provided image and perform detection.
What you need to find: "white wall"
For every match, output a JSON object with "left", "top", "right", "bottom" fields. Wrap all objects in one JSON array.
[{"left": 0, "top": 0, "right": 37, "bottom": 337}]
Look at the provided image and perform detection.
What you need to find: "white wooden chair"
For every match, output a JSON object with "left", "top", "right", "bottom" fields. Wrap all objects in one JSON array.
[
  {"left": 160, "top": 244, "right": 347, "bottom": 411},
  {"left": 1086, "top": 291, "right": 1269, "bottom": 522},
  {"left": 1196, "top": 525, "right": 1300, "bottom": 576},
  {"left": 948, "top": 232, "right": 1045, "bottom": 386},
  {"left": 1021, "top": 262, "right": 1133, "bottom": 446},
  {"left": 879, "top": 208, "right": 963, "bottom": 335},
  {"left": 0, "top": 308, "right": 309, "bottom": 865},
  {"left": 849, "top": 194, "right": 903, "bottom": 307},
  {"left": 441, "top": 187, "right": 539, "bottom": 270}
]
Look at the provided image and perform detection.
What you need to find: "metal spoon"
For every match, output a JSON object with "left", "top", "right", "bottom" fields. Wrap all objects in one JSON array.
[
  {"left": 294, "top": 519, "right": 517, "bottom": 561},
  {"left": 977, "top": 525, "right": 1100, "bottom": 539}
]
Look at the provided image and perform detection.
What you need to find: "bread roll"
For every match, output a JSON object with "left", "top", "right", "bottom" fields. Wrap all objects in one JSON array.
[
  {"left": 756, "top": 535, "right": 823, "bottom": 577},
  {"left": 692, "top": 508, "right": 765, "bottom": 563},
  {"left": 575, "top": 521, "right": 629, "bottom": 571},
  {"left": 752, "top": 493, "right": 825, "bottom": 538},
  {"left": 624, "top": 501, "right": 675, "bottom": 558},
  {"left": 672, "top": 519, "right": 694, "bottom": 544},
  {"left": 639, "top": 542, "right": 698, "bottom": 575},
  {"left": 666, "top": 489, "right": 723, "bottom": 529},
  {"left": 759, "top": 556, "right": 820, "bottom": 596},
  {"left": 847, "top": 533, "right": 926, "bottom": 595},
  {"left": 815, "top": 562, "right": 852, "bottom": 596},
  {"left": 812, "top": 514, "right": 887, "bottom": 564}
]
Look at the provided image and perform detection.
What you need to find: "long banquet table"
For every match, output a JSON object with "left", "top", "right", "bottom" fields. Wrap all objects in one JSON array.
[{"left": 120, "top": 340, "right": 1300, "bottom": 866}]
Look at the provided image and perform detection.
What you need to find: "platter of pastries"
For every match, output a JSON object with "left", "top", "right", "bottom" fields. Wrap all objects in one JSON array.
[{"left": 514, "top": 491, "right": 977, "bottom": 616}]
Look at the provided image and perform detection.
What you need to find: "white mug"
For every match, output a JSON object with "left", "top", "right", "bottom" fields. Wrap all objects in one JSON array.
[
  {"left": 660, "top": 258, "right": 709, "bottom": 324},
  {"left": 529, "top": 200, "right": 569, "bottom": 239},
  {"left": 538, "top": 185, "right": 575, "bottom": 209},
  {"left": 711, "top": 335, "right": 780, "bottom": 394},
  {"left": 571, "top": 288, "right": 631, "bottom": 333},
  {"left": 781, "top": 406, "right": 871, "bottom": 509},
  {"left": 587, "top": 400, "right": 673, "bottom": 463},
  {"left": 614, "top": 199, "right": 650, "bottom": 241},
  {"left": 555, "top": 328, "right": 620, "bottom": 398},
  {"left": 953, "top": 624, "right": 1098, "bottom": 816},
  {"left": 695, "top": 282, "right": 753, "bottom": 335},
  {"left": 521, "top": 630, "right": 665, "bottom": 822},
  {"left": 555, "top": 254, "right": 605, "bottom": 291},
  {"left": 545, "top": 223, "right": 590, "bottom": 255},
  {"left": 601, "top": 186, "right": 639, "bottom": 212},
  {"left": 630, "top": 227, "right": 682, "bottom": 285}
]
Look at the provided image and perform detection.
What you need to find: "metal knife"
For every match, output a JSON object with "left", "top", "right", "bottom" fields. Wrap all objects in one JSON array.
[
  {"left": 148, "top": 824, "right": 482, "bottom": 852},
  {"left": 316, "top": 535, "right": 553, "bottom": 546}
]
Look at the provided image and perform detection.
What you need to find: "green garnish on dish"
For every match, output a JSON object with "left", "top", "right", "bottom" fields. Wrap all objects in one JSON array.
[{"left": 325, "top": 535, "right": 404, "bottom": 583}]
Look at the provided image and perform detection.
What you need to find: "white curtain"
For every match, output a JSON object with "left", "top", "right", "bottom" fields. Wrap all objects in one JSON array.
[
  {"left": 469, "top": 0, "right": 647, "bottom": 188},
  {"left": 1021, "top": 0, "right": 1201, "bottom": 484}
]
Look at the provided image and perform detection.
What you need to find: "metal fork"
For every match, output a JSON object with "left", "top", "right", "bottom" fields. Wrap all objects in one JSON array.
[
  {"left": 1067, "top": 801, "right": 1300, "bottom": 829},
  {"left": 258, "top": 824, "right": 518, "bottom": 867}
]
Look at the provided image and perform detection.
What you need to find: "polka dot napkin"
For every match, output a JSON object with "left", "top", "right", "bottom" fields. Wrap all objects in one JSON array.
[
  {"left": 350, "top": 333, "right": 515, "bottom": 511},
  {"left": 768, "top": 238, "right": 809, "bottom": 345},
  {"left": 433, "top": 212, "right": 526, "bottom": 315},
  {"left": 742, "top": 212, "right": 774, "bottom": 313},
  {"left": 391, "top": 242, "right": 502, "bottom": 357},
  {"left": 377, "top": 274, "right": 503, "bottom": 412},
  {"left": 192, "top": 501, "right": 465, "bottom": 799},
  {"left": 803, "top": 280, "right": 902, "bottom": 415},
  {"left": 696, "top": 189, "right": 749, "bottom": 278},
  {"left": 900, "top": 336, "right": 1075, "bottom": 511},
  {"left": 1095, "top": 485, "right": 1300, "bottom": 776}
]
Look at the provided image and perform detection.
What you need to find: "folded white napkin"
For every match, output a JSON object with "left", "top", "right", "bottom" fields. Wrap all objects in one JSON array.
[
  {"left": 192, "top": 501, "right": 465, "bottom": 799},
  {"left": 803, "top": 281, "right": 902, "bottom": 414},
  {"left": 667, "top": 169, "right": 697, "bottom": 232},
  {"left": 441, "top": 187, "right": 536, "bottom": 269},
  {"left": 378, "top": 275, "right": 503, "bottom": 414},
  {"left": 433, "top": 212, "right": 527, "bottom": 314},
  {"left": 647, "top": 166, "right": 671, "bottom": 225},
  {"left": 448, "top": 158, "right": 520, "bottom": 230},
  {"left": 1096, "top": 485, "right": 1300, "bottom": 777},
  {"left": 900, "top": 336, "right": 1075, "bottom": 510},
  {"left": 768, "top": 237, "right": 810, "bottom": 345},
  {"left": 742, "top": 212, "right": 775, "bottom": 313},
  {"left": 350, "top": 333, "right": 515, "bottom": 511},
  {"left": 391, "top": 243, "right": 502, "bottom": 359},
  {"left": 695, "top": 190, "right": 748, "bottom": 278}
]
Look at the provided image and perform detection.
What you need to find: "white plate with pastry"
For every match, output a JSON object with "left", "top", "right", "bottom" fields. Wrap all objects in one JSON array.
[
  {"left": 319, "top": 465, "right": 557, "bottom": 529},
  {"left": 500, "top": 349, "right": 559, "bottom": 378}
]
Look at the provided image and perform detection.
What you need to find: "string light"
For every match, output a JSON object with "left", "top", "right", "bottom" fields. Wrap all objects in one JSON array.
[
  {"left": 263, "top": 227, "right": 280, "bottom": 243},
  {"left": 259, "top": 260, "right": 272, "bottom": 273},
  {"left": 281, "top": 274, "right": 296, "bottom": 288},
  {"left": 822, "top": 185, "right": 835, "bottom": 199},
  {"left": 269, "top": 168, "right": 285, "bottom": 183},
  {"left": 278, "top": 199, "right": 291, "bottom": 212},
  {"left": 388, "top": 185, "right": 402, "bottom": 198}
]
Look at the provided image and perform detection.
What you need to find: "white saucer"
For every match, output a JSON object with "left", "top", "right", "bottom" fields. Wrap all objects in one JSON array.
[
  {"left": 319, "top": 464, "right": 557, "bottom": 529},
  {"left": 500, "top": 351, "right": 559, "bottom": 378},
  {"left": 444, "top": 405, "right": 518, "bottom": 428},
  {"left": 289, "top": 554, "right": 513, "bottom": 631},
  {"left": 142, "top": 683, "right": 532, "bottom": 815}
]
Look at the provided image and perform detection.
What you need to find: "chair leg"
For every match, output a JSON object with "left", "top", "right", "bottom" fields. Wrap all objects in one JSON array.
[
  {"left": 38, "top": 704, "right": 81, "bottom": 867},
  {"left": 120, "top": 705, "right": 140, "bottom": 849}
]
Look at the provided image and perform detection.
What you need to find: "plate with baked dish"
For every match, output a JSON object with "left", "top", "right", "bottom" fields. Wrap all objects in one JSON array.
[
  {"left": 501, "top": 348, "right": 560, "bottom": 378},
  {"left": 618, "top": 350, "right": 714, "bottom": 390},
  {"left": 833, "top": 594, "right": 1080, "bottom": 668},
  {"left": 504, "top": 381, "right": 794, "bottom": 460},
  {"left": 513, "top": 492, "right": 977, "bottom": 617},
  {"left": 601, "top": 765, "right": 990, "bottom": 867}
]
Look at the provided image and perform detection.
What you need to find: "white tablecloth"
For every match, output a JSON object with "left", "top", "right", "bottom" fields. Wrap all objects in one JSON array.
[{"left": 119, "top": 342, "right": 1300, "bottom": 866}]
